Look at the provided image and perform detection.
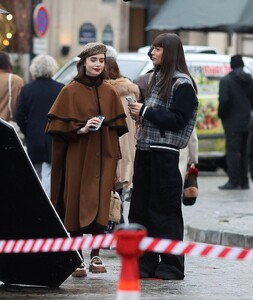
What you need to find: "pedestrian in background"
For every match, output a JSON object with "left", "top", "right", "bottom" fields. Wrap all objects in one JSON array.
[
  {"left": 218, "top": 54, "right": 253, "bottom": 190},
  {"left": 128, "top": 33, "right": 198, "bottom": 280},
  {"left": 46, "top": 43, "right": 128, "bottom": 277},
  {"left": 179, "top": 127, "right": 198, "bottom": 183},
  {"left": 15, "top": 54, "right": 64, "bottom": 197},
  {"left": 105, "top": 56, "right": 139, "bottom": 227},
  {"left": 180, "top": 128, "right": 199, "bottom": 206},
  {"left": 0, "top": 51, "right": 23, "bottom": 122},
  {"left": 248, "top": 110, "right": 253, "bottom": 181}
]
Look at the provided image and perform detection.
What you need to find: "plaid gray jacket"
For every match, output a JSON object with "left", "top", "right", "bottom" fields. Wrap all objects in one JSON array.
[{"left": 136, "top": 71, "right": 198, "bottom": 151}]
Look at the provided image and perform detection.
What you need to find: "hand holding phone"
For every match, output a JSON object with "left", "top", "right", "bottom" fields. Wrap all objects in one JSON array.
[
  {"left": 89, "top": 115, "right": 105, "bottom": 131},
  {"left": 126, "top": 96, "right": 134, "bottom": 105}
]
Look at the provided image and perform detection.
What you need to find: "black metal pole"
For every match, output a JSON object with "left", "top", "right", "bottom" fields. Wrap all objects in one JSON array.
[{"left": 144, "top": 0, "right": 152, "bottom": 46}]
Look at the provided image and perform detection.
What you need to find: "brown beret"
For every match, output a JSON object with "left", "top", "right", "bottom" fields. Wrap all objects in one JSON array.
[{"left": 78, "top": 42, "right": 107, "bottom": 59}]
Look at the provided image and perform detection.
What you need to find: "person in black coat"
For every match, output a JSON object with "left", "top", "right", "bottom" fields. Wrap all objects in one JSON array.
[
  {"left": 218, "top": 55, "right": 253, "bottom": 190},
  {"left": 15, "top": 54, "right": 64, "bottom": 196},
  {"left": 248, "top": 111, "right": 253, "bottom": 181}
]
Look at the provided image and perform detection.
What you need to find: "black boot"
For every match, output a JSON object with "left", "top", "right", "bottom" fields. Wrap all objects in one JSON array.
[
  {"left": 138, "top": 252, "right": 159, "bottom": 278},
  {"left": 218, "top": 181, "right": 241, "bottom": 190}
]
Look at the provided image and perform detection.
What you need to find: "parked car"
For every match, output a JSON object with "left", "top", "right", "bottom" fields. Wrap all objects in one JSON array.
[
  {"left": 53, "top": 52, "right": 253, "bottom": 171},
  {"left": 138, "top": 45, "right": 219, "bottom": 54}
]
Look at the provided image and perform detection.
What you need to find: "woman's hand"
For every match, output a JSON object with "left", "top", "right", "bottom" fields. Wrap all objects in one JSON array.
[
  {"left": 129, "top": 103, "right": 143, "bottom": 121},
  {"left": 77, "top": 116, "right": 102, "bottom": 134}
]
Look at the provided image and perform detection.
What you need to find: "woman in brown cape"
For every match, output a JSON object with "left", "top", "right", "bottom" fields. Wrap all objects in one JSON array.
[{"left": 46, "top": 43, "right": 128, "bottom": 277}]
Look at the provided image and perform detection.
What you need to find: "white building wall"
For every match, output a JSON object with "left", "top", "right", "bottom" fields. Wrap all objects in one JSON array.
[
  {"left": 43, "top": 0, "right": 130, "bottom": 64},
  {"left": 42, "top": 0, "right": 253, "bottom": 65},
  {"left": 180, "top": 31, "right": 249, "bottom": 56}
]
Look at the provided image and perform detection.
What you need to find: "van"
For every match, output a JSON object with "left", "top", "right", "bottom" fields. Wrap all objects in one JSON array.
[
  {"left": 53, "top": 53, "right": 253, "bottom": 171},
  {"left": 138, "top": 45, "right": 219, "bottom": 54}
]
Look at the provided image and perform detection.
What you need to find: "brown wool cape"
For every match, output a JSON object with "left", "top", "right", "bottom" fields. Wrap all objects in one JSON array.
[{"left": 46, "top": 80, "right": 128, "bottom": 234}]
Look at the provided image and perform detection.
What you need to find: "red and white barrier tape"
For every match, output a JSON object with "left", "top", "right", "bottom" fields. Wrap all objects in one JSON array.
[
  {"left": 139, "top": 237, "right": 253, "bottom": 261},
  {"left": 1, "top": 234, "right": 253, "bottom": 261},
  {"left": 0, "top": 234, "right": 115, "bottom": 254}
]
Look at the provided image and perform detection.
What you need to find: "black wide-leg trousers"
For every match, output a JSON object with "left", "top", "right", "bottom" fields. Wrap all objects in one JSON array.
[{"left": 128, "top": 148, "right": 184, "bottom": 277}]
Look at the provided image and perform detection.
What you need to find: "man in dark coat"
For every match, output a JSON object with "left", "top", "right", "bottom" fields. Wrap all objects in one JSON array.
[
  {"left": 15, "top": 54, "right": 64, "bottom": 196},
  {"left": 218, "top": 54, "right": 253, "bottom": 190},
  {"left": 249, "top": 113, "right": 253, "bottom": 181}
]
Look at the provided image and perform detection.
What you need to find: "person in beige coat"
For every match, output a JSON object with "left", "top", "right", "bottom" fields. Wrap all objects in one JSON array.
[
  {"left": 105, "top": 57, "right": 139, "bottom": 227},
  {"left": 179, "top": 127, "right": 198, "bottom": 181},
  {"left": 0, "top": 51, "right": 24, "bottom": 122},
  {"left": 179, "top": 127, "right": 199, "bottom": 206},
  {"left": 105, "top": 57, "right": 139, "bottom": 190}
]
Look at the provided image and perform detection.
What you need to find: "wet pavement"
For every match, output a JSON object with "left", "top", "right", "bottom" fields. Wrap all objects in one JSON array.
[
  {"left": 1, "top": 248, "right": 253, "bottom": 300},
  {"left": 184, "top": 170, "right": 253, "bottom": 248},
  {"left": 1, "top": 170, "right": 253, "bottom": 299}
]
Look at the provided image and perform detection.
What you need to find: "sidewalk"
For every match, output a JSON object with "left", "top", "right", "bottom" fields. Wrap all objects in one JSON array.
[
  {"left": 183, "top": 170, "right": 253, "bottom": 249},
  {"left": 1, "top": 171, "right": 253, "bottom": 299}
]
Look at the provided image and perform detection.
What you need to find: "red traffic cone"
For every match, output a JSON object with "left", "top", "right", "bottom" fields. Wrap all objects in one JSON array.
[{"left": 114, "top": 223, "right": 147, "bottom": 300}]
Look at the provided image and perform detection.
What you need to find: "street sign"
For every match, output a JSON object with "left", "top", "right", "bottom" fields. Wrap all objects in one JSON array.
[
  {"left": 33, "top": 4, "right": 49, "bottom": 38},
  {"left": 79, "top": 23, "right": 96, "bottom": 45},
  {"left": 33, "top": 37, "right": 48, "bottom": 55}
]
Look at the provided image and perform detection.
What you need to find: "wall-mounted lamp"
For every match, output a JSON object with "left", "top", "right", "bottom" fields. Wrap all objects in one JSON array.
[{"left": 61, "top": 45, "right": 70, "bottom": 56}]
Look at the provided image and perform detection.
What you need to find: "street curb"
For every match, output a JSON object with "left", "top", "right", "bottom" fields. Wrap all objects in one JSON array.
[{"left": 186, "top": 225, "right": 253, "bottom": 249}]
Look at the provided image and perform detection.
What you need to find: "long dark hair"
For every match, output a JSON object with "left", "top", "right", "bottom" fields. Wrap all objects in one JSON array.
[{"left": 147, "top": 33, "right": 197, "bottom": 100}]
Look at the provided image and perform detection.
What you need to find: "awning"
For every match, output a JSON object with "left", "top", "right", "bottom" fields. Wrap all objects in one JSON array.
[{"left": 146, "top": 0, "right": 253, "bottom": 34}]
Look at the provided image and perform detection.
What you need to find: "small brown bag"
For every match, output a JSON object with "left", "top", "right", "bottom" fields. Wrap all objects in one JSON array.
[{"left": 109, "top": 191, "right": 121, "bottom": 223}]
